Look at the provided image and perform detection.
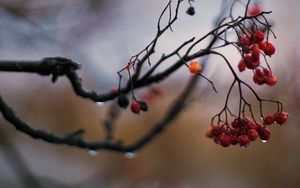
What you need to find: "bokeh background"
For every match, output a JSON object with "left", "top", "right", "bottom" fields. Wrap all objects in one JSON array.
[{"left": 0, "top": 0, "right": 299, "bottom": 187}]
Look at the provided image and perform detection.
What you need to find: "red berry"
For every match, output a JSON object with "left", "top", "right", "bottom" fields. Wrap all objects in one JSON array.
[
  {"left": 130, "top": 100, "right": 141, "bottom": 114},
  {"left": 264, "top": 115, "right": 275, "bottom": 125},
  {"left": 240, "top": 35, "right": 251, "bottom": 46},
  {"left": 274, "top": 112, "right": 289, "bottom": 125},
  {"left": 238, "top": 135, "right": 250, "bottom": 147},
  {"left": 211, "top": 125, "right": 224, "bottom": 136},
  {"left": 231, "top": 118, "right": 239, "bottom": 128},
  {"left": 238, "top": 60, "right": 246, "bottom": 72},
  {"left": 255, "top": 68, "right": 265, "bottom": 78},
  {"left": 248, "top": 5, "right": 262, "bottom": 16},
  {"left": 247, "top": 129, "right": 259, "bottom": 141},
  {"left": 217, "top": 134, "right": 232, "bottom": 147},
  {"left": 253, "top": 74, "right": 265, "bottom": 85},
  {"left": 257, "top": 126, "right": 271, "bottom": 141},
  {"left": 258, "top": 41, "right": 265, "bottom": 49},
  {"left": 251, "top": 45, "right": 261, "bottom": 61},
  {"left": 263, "top": 68, "right": 271, "bottom": 76},
  {"left": 266, "top": 74, "right": 277, "bottom": 86},
  {"left": 262, "top": 42, "right": 276, "bottom": 56},
  {"left": 254, "top": 31, "right": 264, "bottom": 43},
  {"left": 246, "top": 121, "right": 257, "bottom": 130},
  {"left": 230, "top": 136, "right": 238, "bottom": 145},
  {"left": 244, "top": 55, "right": 260, "bottom": 69},
  {"left": 253, "top": 68, "right": 265, "bottom": 85}
]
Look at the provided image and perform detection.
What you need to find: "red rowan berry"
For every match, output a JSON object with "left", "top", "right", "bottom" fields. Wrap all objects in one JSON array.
[
  {"left": 230, "top": 136, "right": 238, "bottom": 145},
  {"left": 264, "top": 115, "right": 275, "bottom": 125},
  {"left": 255, "top": 68, "right": 265, "bottom": 78},
  {"left": 263, "top": 68, "right": 271, "bottom": 76},
  {"left": 217, "top": 134, "right": 232, "bottom": 147},
  {"left": 265, "top": 74, "right": 277, "bottom": 86},
  {"left": 211, "top": 125, "right": 224, "bottom": 136},
  {"left": 254, "top": 31, "right": 264, "bottom": 43},
  {"left": 262, "top": 42, "right": 276, "bottom": 56},
  {"left": 253, "top": 74, "right": 265, "bottom": 85},
  {"left": 248, "top": 5, "right": 262, "bottom": 16},
  {"left": 189, "top": 61, "right": 202, "bottom": 74},
  {"left": 258, "top": 41, "right": 265, "bottom": 50},
  {"left": 251, "top": 45, "right": 261, "bottom": 61},
  {"left": 238, "top": 135, "right": 250, "bottom": 147},
  {"left": 274, "top": 112, "right": 289, "bottom": 125},
  {"left": 240, "top": 35, "right": 251, "bottom": 46},
  {"left": 246, "top": 121, "right": 257, "bottom": 130},
  {"left": 131, "top": 100, "right": 141, "bottom": 114},
  {"left": 247, "top": 129, "right": 259, "bottom": 141},
  {"left": 257, "top": 126, "right": 271, "bottom": 141},
  {"left": 244, "top": 55, "right": 260, "bottom": 69},
  {"left": 238, "top": 60, "right": 246, "bottom": 72},
  {"left": 231, "top": 118, "right": 239, "bottom": 128}
]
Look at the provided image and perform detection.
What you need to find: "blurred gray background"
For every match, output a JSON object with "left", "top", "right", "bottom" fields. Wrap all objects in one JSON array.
[{"left": 0, "top": 0, "right": 299, "bottom": 187}]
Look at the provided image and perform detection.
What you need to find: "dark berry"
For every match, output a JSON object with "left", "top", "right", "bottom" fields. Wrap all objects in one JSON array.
[
  {"left": 138, "top": 100, "right": 148, "bottom": 111},
  {"left": 186, "top": 6, "right": 195, "bottom": 16},
  {"left": 117, "top": 94, "right": 129, "bottom": 109}
]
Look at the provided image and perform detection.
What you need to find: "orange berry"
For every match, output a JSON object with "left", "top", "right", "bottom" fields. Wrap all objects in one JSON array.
[{"left": 189, "top": 61, "right": 202, "bottom": 74}]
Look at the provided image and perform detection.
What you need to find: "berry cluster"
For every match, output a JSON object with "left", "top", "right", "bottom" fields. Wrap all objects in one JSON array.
[
  {"left": 252, "top": 67, "right": 277, "bottom": 86},
  {"left": 118, "top": 94, "right": 148, "bottom": 114},
  {"left": 237, "top": 30, "right": 277, "bottom": 86},
  {"left": 206, "top": 112, "right": 288, "bottom": 148}
]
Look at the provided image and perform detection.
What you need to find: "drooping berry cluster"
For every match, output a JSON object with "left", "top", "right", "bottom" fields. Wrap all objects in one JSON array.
[
  {"left": 118, "top": 94, "right": 148, "bottom": 114},
  {"left": 237, "top": 30, "right": 277, "bottom": 86},
  {"left": 206, "top": 112, "right": 288, "bottom": 148}
]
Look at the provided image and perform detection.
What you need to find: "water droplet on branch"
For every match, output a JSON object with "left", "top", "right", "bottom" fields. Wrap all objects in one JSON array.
[
  {"left": 124, "top": 152, "right": 137, "bottom": 159},
  {"left": 96, "top": 102, "right": 104, "bottom": 107},
  {"left": 88, "top": 150, "right": 98, "bottom": 156}
]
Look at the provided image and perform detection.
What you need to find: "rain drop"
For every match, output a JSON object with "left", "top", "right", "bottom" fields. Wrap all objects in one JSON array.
[
  {"left": 96, "top": 102, "right": 104, "bottom": 107},
  {"left": 88, "top": 150, "right": 98, "bottom": 156},
  {"left": 124, "top": 152, "right": 137, "bottom": 159}
]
